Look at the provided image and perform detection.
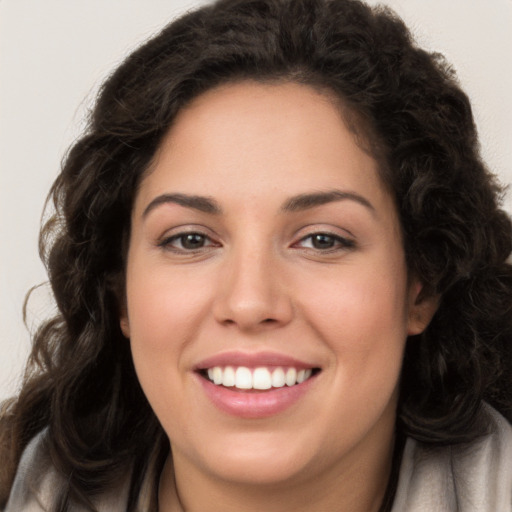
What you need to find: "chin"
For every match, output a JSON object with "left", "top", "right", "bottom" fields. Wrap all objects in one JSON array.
[
  {"left": 203, "top": 453, "right": 313, "bottom": 486},
  {"left": 173, "top": 428, "right": 322, "bottom": 486}
]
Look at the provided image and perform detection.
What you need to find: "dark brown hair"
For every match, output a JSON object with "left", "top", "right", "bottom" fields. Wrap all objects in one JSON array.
[{"left": 2, "top": 0, "right": 511, "bottom": 509}]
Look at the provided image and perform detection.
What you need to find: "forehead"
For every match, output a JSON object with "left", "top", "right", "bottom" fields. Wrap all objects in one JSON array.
[{"left": 136, "top": 81, "right": 390, "bottom": 214}]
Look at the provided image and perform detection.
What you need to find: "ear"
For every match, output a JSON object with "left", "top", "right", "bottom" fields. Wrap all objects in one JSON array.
[
  {"left": 407, "top": 280, "right": 440, "bottom": 336},
  {"left": 109, "top": 270, "right": 130, "bottom": 338},
  {"left": 120, "top": 309, "right": 131, "bottom": 338}
]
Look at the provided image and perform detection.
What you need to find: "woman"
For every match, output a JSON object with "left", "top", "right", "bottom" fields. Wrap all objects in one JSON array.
[{"left": 1, "top": 0, "right": 511, "bottom": 510}]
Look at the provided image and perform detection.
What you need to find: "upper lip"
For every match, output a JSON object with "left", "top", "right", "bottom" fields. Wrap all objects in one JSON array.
[{"left": 194, "top": 351, "right": 319, "bottom": 371}]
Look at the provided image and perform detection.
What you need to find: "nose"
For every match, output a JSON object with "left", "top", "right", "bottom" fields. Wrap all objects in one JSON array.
[{"left": 212, "top": 245, "right": 294, "bottom": 332}]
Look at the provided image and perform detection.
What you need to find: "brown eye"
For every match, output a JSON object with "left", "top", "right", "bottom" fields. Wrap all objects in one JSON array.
[
  {"left": 311, "top": 234, "right": 336, "bottom": 249},
  {"left": 296, "top": 232, "right": 355, "bottom": 251},
  {"left": 160, "top": 232, "right": 218, "bottom": 252},
  {"left": 180, "top": 233, "right": 207, "bottom": 249}
]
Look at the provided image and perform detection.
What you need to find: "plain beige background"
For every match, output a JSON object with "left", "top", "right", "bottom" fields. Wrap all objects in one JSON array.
[{"left": 1, "top": 0, "right": 511, "bottom": 401}]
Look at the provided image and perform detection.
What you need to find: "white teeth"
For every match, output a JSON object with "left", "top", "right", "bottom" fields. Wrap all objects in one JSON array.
[
  {"left": 285, "top": 368, "right": 297, "bottom": 386},
  {"left": 222, "top": 366, "right": 235, "bottom": 387},
  {"left": 205, "top": 366, "right": 314, "bottom": 390},
  {"left": 213, "top": 367, "right": 223, "bottom": 385},
  {"left": 253, "top": 368, "right": 272, "bottom": 390},
  {"left": 235, "top": 367, "right": 253, "bottom": 389},
  {"left": 297, "top": 369, "right": 312, "bottom": 383},
  {"left": 271, "top": 367, "right": 286, "bottom": 388}
]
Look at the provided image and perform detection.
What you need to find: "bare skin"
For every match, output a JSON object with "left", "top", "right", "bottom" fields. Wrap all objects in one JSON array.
[
  {"left": 121, "top": 81, "right": 438, "bottom": 512},
  {"left": 158, "top": 428, "right": 395, "bottom": 511}
]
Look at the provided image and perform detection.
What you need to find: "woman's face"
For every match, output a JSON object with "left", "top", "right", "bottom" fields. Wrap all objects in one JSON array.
[{"left": 122, "top": 82, "right": 435, "bottom": 489}]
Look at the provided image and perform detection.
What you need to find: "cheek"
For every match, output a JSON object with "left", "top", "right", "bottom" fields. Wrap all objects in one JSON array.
[
  {"left": 283, "top": 263, "right": 409, "bottom": 457},
  {"left": 125, "top": 263, "right": 212, "bottom": 407},
  {"left": 304, "top": 262, "right": 408, "bottom": 333},
  {"left": 298, "top": 260, "right": 409, "bottom": 381},
  {"left": 127, "top": 262, "right": 211, "bottom": 347}
]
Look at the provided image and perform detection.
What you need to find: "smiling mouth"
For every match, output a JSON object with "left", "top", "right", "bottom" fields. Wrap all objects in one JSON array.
[{"left": 199, "top": 366, "right": 321, "bottom": 391}]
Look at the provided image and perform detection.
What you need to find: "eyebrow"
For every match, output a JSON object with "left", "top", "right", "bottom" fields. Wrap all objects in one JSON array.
[
  {"left": 281, "top": 190, "right": 375, "bottom": 214},
  {"left": 142, "top": 189, "right": 375, "bottom": 218},
  {"left": 142, "top": 193, "right": 222, "bottom": 217}
]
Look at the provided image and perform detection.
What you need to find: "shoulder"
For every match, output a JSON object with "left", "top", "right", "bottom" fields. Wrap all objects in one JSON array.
[
  {"left": 3, "top": 429, "right": 131, "bottom": 512},
  {"left": 3, "top": 429, "right": 62, "bottom": 512},
  {"left": 392, "top": 404, "right": 512, "bottom": 512}
]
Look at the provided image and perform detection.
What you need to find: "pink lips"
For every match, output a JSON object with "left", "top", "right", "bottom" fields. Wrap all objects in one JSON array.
[
  {"left": 195, "top": 351, "right": 315, "bottom": 371},
  {"left": 194, "top": 351, "right": 319, "bottom": 419}
]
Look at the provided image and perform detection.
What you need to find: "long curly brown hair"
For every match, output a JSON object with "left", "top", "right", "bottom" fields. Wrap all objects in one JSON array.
[{"left": 2, "top": 0, "right": 511, "bottom": 509}]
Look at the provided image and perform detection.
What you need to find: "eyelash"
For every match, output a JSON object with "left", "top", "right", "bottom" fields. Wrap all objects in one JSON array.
[
  {"left": 158, "top": 232, "right": 219, "bottom": 252},
  {"left": 158, "top": 231, "right": 355, "bottom": 254},
  {"left": 294, "top": 232, "right": 355, "bottom": 252}
]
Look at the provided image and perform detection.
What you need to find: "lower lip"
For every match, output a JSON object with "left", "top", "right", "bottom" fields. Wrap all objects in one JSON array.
[{"left": 197, "top": 373, "right": 317, "bottom": 419}]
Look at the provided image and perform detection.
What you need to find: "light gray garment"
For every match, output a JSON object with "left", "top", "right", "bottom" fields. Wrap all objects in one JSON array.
[
  {"left": 4, "top": 405, "right": 512, "bottom": 511},
  {"left": 391, "top": 405, "right": 512, "bottom": 511}
]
